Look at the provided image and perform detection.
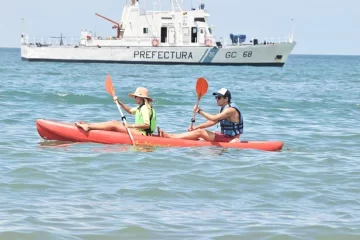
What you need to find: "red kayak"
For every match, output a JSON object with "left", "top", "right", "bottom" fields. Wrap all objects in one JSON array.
[{"left": 36, "top": 119, "right": 283, "bottom": 151}]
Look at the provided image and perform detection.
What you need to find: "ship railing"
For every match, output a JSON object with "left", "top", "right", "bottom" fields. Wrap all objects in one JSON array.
[
  {"left": 261, "top": 35, "right": 295, "bottom": 44},
  {"left": 222, "top": 34, "right": 295, "bottom": 46},
  {"left": 22, "top": 35, "right": 162, "bottom": 46},
  {"left": 143, "top": 10, "right": 173, "bottom": 14},
  {"left": 22, "top": 35, "right": 79, "bottom": 47},
  {"left": 92, "top": 35, "right": 161, "bottom": 45}
]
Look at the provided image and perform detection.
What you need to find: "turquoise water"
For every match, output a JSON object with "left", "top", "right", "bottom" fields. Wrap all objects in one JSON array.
[{"left": 1, "top": 48, "right": 359, "bottom": 239}]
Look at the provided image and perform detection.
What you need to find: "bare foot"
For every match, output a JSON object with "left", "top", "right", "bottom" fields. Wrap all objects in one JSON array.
[
  {"left": 157, "top": 127, "right": 168, "bottom": 138},
  {"left": 157, "top": 127, "right": 163, "bottom": 137},
  {"left": 75, "top": 122, "right": 90, "bottom": 131}
]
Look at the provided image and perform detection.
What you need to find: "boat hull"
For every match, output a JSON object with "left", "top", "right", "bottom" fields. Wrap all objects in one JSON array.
[
  {"left": 21, "top": 43, "right": 296, "bottom": 67},
  {"left": 36, "top": 119, "right": 284, "bottom": 151}
]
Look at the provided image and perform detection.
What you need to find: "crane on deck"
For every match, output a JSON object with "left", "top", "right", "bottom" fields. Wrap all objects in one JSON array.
[{"left": 95, "top": 13, "right": 122, "bottom": 39}]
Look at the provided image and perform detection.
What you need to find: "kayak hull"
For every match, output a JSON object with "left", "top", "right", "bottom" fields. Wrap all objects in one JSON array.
[{"left": 36, "top": 119, "right": 283, "bottom": 151}]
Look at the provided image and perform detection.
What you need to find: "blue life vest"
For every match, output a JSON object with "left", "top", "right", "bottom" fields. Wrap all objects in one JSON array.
[{"left": 219, "top": 103, "right": 243, "bottom": 136}]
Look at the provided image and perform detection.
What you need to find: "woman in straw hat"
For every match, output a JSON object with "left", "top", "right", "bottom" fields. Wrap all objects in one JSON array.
[{"left": 75, "top": 87, "right": 157, "bottom": 136}]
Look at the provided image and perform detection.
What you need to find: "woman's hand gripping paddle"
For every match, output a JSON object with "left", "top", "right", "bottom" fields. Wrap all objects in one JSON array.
[
  {"left": 105, "top": 74, "right": 135, "bottom": 146},
  {"left": 189, "top": 77, "right": 208, "bottom": 130}
]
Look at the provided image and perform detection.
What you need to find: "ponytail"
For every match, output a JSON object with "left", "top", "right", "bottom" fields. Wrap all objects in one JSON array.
[{"left": 144, "top": 98, "right": 152, "bottom": 109}]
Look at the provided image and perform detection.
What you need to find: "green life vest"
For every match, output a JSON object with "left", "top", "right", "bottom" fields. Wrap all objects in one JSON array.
[{"left": 135, "top": 104, "right": 156, "bottom": 136}]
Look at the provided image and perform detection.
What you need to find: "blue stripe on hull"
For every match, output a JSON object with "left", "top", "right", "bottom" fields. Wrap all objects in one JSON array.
[
  {"left": 21, "top": 58, "right": 286, "bottom": 67},
  {"left": 199, "top": 49, "right": 210, "bottom": 63},
  {"left": 201, "top": 48, "right": 219, "bottom": 63}
]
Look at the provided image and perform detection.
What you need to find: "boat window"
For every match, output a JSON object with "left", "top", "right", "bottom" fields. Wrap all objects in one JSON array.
[
  {"left": 161, "top": 27, "right": 167, "bottom": 43},
  {"left": 194, "top": 17, "right": 205, "bottom": 22},
  {"left": 191, "top": 27, "right": 197, "bottom": 43},
  {"left": 143, "top": 28, "right": 148, "bottom": 34},
  {"left": 208, "top": 28, "right": 212, "bottom": 34}
]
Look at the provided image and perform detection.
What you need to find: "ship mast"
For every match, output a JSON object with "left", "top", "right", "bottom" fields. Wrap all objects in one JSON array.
[{"left": 170, "top": 0, "right": 183, "bottom": 12}]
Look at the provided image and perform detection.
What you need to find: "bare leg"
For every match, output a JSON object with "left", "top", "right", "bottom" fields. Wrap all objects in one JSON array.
[
  {"left": 76, "top": 120, "right": 120, "bottom": 131},
  {"left": 158, "top": 127, "right": 216, "bottom": 141},
  {"left": 76, "top": 120, "right": 143, "bottom": 136},
  {"left": 229, "top": 137, "right": 240, "bottom": 143}
]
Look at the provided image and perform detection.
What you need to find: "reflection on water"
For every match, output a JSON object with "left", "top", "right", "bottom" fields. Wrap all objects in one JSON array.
[
  {"left": 38, "top": 140, "right": 76, "bottom": 148},
  {"left": 37, "top": 140, "right": 234, "bottom": 155},
  {"left": 38, "top": 140, "right": 158, "bottom": 153}
]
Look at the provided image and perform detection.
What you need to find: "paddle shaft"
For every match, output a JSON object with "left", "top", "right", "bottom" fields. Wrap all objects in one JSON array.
[
  {"left": 190, "top": 98, "right": 200, "bottom": 129},
  {"left": 114, "top": 101, "right": 135, "bottom": 145}
]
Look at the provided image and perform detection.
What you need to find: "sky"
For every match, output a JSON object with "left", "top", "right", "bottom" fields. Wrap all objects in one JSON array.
[{"left": 0, "top": 0, "right": 359, "bottom": 55}]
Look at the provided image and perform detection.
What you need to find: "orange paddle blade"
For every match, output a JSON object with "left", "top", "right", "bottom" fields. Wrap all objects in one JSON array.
[
  {"left": 195, "top": 77, "right": 208, "bottom": 99},
  {"left": 105, "top": 74, "right": 116, "bottom": 96}
]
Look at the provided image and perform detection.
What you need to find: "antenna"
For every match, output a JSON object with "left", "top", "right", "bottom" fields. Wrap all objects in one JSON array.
[
  {"left": 94, "top": 23, "right": 96, "bottom": 38},
  {"left": 290, "top": 18, "right": 295, "bottom": 42},
  {"left": 21, "top": 17, "right": 24, "bottom": 36},
  {"left": 170, "top": 0, "right": 175, "bottom": 11},
  {"left": 20, "top": 17, "right": 25, "bottom": 44}
]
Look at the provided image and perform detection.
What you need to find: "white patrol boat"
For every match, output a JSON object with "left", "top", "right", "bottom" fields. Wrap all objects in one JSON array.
[{"left": 20, "top": 0, "right": 296, "bottom": 67}]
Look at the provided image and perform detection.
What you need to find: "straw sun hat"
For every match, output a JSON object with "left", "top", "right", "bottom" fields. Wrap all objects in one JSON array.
[{"left": 128, "top": 87, "right": 153, "bottom": 102}]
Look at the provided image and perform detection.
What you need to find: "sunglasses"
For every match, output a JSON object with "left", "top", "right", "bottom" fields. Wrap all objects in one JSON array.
[{"left": 215, "top": 96, "right": 223, "bottom": 100}]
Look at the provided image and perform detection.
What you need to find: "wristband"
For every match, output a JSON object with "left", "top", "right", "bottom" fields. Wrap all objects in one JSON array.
[{"left": 197, "top": 109, "right": 202, "bottom": 113}]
